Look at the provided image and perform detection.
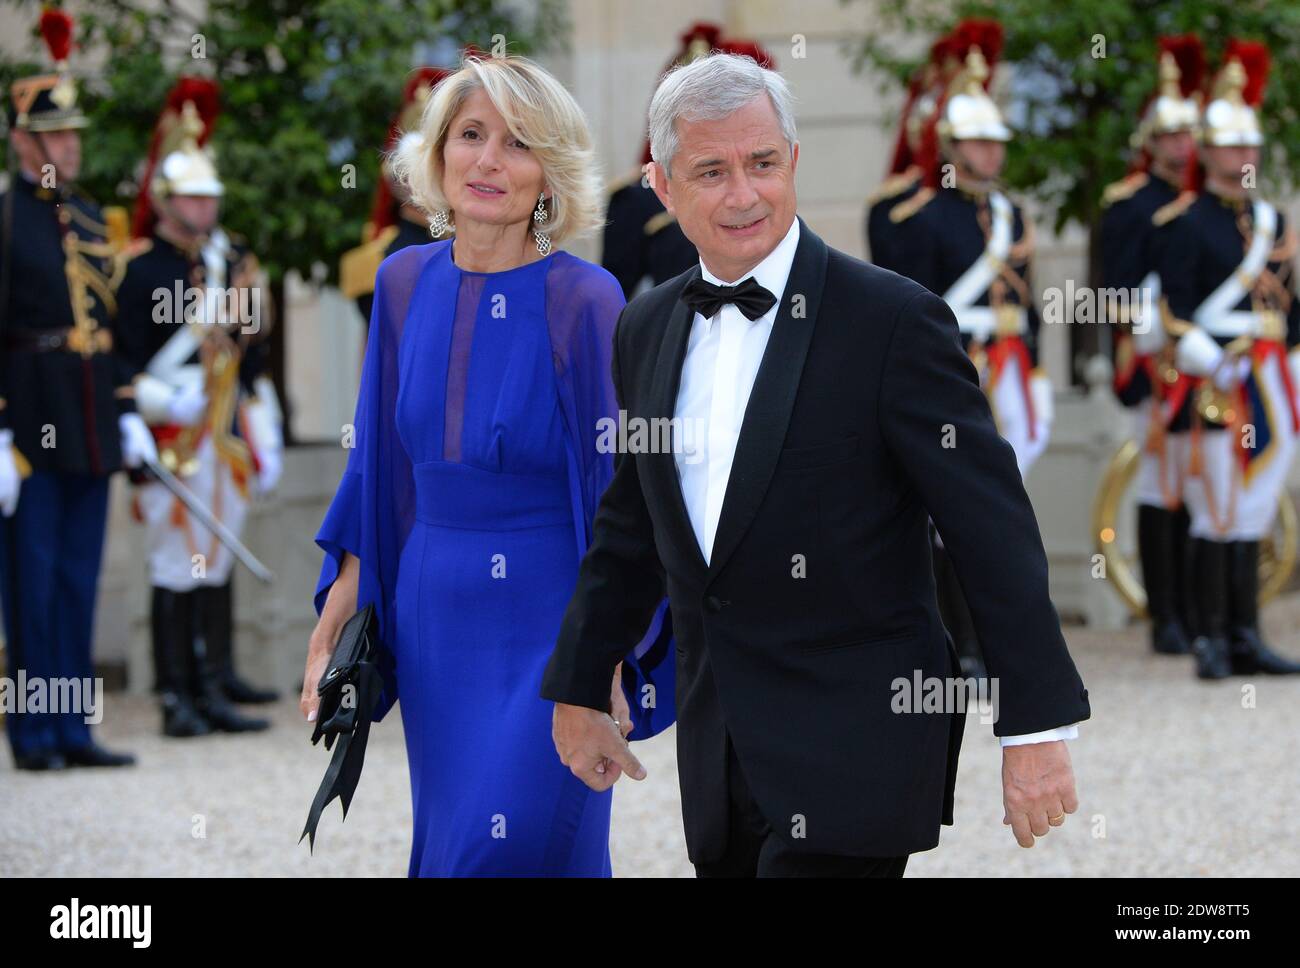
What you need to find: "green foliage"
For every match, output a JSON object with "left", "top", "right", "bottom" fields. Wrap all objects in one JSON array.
[
  {"left": 2, "top": 0, "right": 568, "bottom": 281},
  {"left": 847, "top": 0, "right": 1300, "bottom": 235}
]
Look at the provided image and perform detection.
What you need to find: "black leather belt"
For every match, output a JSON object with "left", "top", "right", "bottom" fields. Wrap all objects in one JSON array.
[{"left": 5, "top": 326, "right": 112, "bottom": 355}]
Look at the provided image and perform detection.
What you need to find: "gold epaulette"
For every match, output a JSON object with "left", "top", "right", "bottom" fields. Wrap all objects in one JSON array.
[
  {"left": 888, "top": 187, "right": 935, "bottom": 224},
  {"left": 867, "top": 166, "right": 921, "bottom": 207},
  {"left": 1101, "top": 172, "right": 1148, "bottom": 209},
  {"left": 644, "top": 210, "right": 677, "bottom": 236},
  {"left": 1152, "top": 191, "right": 1196, "bottom": 227},
  {"left": 339, "top": 224, "right": 400, "bottom": 299},
  {"left": 606, "top": 167, "right": 646, "bottom": 196}
]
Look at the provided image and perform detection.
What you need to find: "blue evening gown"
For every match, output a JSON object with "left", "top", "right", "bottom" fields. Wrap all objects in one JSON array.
[{"left": 314, "top": 238, "right": 673, "bottom": 877}]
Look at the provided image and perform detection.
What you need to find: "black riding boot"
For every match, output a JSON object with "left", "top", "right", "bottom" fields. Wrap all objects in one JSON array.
[
  {"left": 1137, "top": 504, "right": 1191, "bottom": 654},
  {"left": 192, "top": 583, "right": 270, "bottom": 732},
  {"left": 1189, "top": 538, "right": 1232, "bottom": 680},
  {"left": 1227, "top": 540, "right": 1300, "bottom": 675},
  {"left": 933, "top": 539, "right": 986, "bottom": 680},
  {"left": 153, "top": 587, "right": 211, "bottom": 738},
  {"left": 200, "top": 579, "right": 279, "bottom": 704}
]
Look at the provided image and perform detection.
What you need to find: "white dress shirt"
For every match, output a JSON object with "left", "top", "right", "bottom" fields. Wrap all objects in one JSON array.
[{"left": 670, "top": 217, "right": 1077, "bottom": 748}]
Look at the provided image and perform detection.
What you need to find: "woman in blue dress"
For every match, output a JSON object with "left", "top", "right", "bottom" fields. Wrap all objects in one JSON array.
[{"left": 301, "top": 56, "right": 672, "bottom": 876}]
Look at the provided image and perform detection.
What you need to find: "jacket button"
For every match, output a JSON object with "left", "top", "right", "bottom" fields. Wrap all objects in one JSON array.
[{"left": 704, "top": 596, "right": 724, "bottom": 613}]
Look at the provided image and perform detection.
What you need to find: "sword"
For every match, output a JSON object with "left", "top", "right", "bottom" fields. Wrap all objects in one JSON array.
[{"left": 142, "top": 455, "right": 275, "bottom": 584}]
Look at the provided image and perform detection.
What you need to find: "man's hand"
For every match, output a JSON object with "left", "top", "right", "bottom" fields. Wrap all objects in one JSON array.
[
  {"left": 552, "top": 702, "right": 646, "bottom": 793},
  {"left": 1001, "top": 740, "right": 1078, "bottom": 847}
]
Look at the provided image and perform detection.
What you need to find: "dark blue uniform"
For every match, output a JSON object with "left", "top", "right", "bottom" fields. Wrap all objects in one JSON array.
[
  {"left": 0, "top": 175, "right": 136, "bottom": 761},
  {"left": 1155, "top": 186, "right": 1300, "bottom": 677},
  {"left": 1101, "top": 172, "right": 1182, "bottom": 408},
  {"left": 600, "top": 176, "right": 696, "bottom": 300},
  {"left": 865, "top": 169, "right": 921, "bottom": 273}
]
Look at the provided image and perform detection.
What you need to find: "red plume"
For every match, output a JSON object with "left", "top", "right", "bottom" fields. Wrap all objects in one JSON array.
[
  {"left": 679, "top": 21, "right": 723, "bottom": 53},
  {"left": 367, "top": 66, "right": 453, "bottom": 235},
  {"left": 886, "top": 32, "right": 955, "bottom": 175},
  {"left": 132, "top": 76, "right": 222, "bottom": 238},
  {"left": 1159, "top": 34, "right": 1205, "bottom": 98},
  {"left": 638, "top": 25, "right": 768, "bottom": 166},
  {"left": 39, "top": 7, "right": 74, "bottom": 64},
  {"left": 951, "top": 18, "right": 1003, "bottom": 78},
  {"left": 718, "top": 39, "right": 775, "bottom": 70},
  {"left": 1224, "top": 38, "right": 1270, "bottom": 107}
]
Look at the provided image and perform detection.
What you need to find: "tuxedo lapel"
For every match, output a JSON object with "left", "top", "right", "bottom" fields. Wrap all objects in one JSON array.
[
  {"left": 644, "top": 267, "right": 708, "bottom": 573},
  {"left": 707, "top": 219, "right": 828, "bottom": 579}
]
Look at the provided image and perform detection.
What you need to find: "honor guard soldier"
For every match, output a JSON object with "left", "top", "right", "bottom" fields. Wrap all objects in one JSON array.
[
  {"left": 0, "top": 10, "right": 153, "bottom": 770},
  {"left": 1103, "top": 36, "right": 1204, "bottom": 655},
  {"left": 866, "top": 21, "right": 996, "bottom": 272},
  {"left": 116, "top": 81, "right": 283, "bottom": 735},
  {"left": 1155, "top": 41, "right": 1300, "bottom": 679},
  {"left": 339, "top": 66, "right": 450, "bottom": 326},
  {"left": 600, "top": 24, "right": 774, "bottom": 299},
  {"left": 887, "top": 28, "right": 1053, "bottom": 680}
]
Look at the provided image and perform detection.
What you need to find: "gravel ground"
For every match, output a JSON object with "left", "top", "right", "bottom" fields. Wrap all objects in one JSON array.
[{"left": 2, "top": 596, "right": 1298, "bottom": 878}]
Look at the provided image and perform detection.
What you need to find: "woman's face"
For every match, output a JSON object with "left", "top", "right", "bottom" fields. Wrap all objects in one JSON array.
[{"left": 441, "top": 86, "right": 547, "bottom": 232}]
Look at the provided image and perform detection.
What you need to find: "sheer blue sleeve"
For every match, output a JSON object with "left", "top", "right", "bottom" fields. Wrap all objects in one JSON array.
[
  {"left": 313, "top": 245, "right": 428, "bottom": 722},
  {"left": 546, "top": 255, "right": 677, "bottom": 739}
]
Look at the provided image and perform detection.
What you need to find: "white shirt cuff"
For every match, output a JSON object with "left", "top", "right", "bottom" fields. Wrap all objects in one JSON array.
[{"left": 999, "top": 723, "right": 1079, "bottom": 747}]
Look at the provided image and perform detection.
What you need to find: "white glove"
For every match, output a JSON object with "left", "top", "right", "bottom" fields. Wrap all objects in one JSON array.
[
  {"left": 167, "top": 383, "right": 209, "bottom": 426},
  {"left": 0, "top": 429, "right": 21, "bottom": 517},
  {"left": 118, "top": 413, "right": 158, "bottom": 469},
  {"left": 1029, "top": 372, "right": 1054, "bottom": 427},
  {"left": 1130, "top": 311, "right": 1167, "bottom": 356},
  {"left": 257, "top": 447, "right": 283, "bottom": 494},
  {"left": 245, "top": 376, "right": 284, "bottom": 495},
  {"left": 1175, "top": 327, "right": 1225, "bottom": 378}
]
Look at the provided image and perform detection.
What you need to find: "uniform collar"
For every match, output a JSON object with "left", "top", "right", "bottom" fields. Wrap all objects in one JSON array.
[
  {"left": 1206, "top": 184, "right": 1251, "bottom": 214},
  {"left": 154, "top": 225, "right": 204, "bottom": 261},
  {"left": 696, "top": 215, "right": 800, "bottom": 325},
  {"left": 16, "top": 170, "right": 59, "bottom": 202}
]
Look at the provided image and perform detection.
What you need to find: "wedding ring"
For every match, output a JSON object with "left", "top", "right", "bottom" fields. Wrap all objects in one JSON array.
[{"left": 1048, "top": 813, "right": 1066, "bottom": 825}]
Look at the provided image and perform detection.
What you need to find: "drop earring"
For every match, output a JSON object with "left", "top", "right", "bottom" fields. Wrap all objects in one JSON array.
[
  {"left": 532, "top": 192, "right": 551, "bottom": 255},
  {"left": 429, "top": 209, "right": 449, "bottom": 238}
]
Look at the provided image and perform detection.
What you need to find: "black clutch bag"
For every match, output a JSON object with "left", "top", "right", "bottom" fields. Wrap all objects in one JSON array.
[{"left": 300, "top": 603, "right": 384, "bottom": 850}]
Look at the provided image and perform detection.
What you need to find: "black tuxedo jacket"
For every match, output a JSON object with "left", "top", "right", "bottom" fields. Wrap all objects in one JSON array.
[{"left": 541, "top": 217, "right": 1090, "bottom": 862}]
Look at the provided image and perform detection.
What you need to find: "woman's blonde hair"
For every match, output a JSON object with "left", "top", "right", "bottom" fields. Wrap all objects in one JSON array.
[{"left": 389, "top": 55, "right": 602, "bottom": 246}]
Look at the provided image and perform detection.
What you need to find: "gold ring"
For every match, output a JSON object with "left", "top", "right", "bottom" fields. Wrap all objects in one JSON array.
[{"left": 1048, "top": 813, "right": 1066, "bottom": 824}]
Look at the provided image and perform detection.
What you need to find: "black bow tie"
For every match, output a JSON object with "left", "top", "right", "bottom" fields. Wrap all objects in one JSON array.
[{"left": 681, "top": 276, "right": 777, "bottom": 322}]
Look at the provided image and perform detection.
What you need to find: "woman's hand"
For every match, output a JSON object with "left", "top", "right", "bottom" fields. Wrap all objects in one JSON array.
[
  {"left": 300, "top": 628, "right": 335, "bottom": 723},
  {"left": 610, "top": 662, "right": 633, "bottom": 739},
  {"left": 301, "top": 552, "right": 360, "bottom": 723}
]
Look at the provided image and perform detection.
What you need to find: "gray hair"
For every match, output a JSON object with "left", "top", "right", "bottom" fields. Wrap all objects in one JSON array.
[{"left": 647, "top": 53, "right": 797, "bottom": 177}]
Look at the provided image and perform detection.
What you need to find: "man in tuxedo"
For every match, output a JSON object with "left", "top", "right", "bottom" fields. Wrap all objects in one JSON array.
[{"left": 541, "top": 52, "right": 1090, "bottom": 877}]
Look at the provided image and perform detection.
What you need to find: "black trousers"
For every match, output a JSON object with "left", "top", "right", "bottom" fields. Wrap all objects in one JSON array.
[{"left": 694, "top": 736, "right": 910, "bottom": 878}]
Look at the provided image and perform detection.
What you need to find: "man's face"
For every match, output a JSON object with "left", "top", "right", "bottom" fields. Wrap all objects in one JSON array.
[
  {"left": 953, "top": 139, "right": 1005, "bottom": 181},
  {"left": 650, "top": 94, "right": 798, "bottom": 282},
  {"left": 12, "top": 128, "right": 81, "bottom": 184},
  {"left": 166, "top": 194, "right": 221, "bottom": 234},
  {"left": 1150, "top": 130, "right": 1195, "bottom": 172},
  {"left": 1204, "top": 143, "right": 1260, "bottom": 187}
]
